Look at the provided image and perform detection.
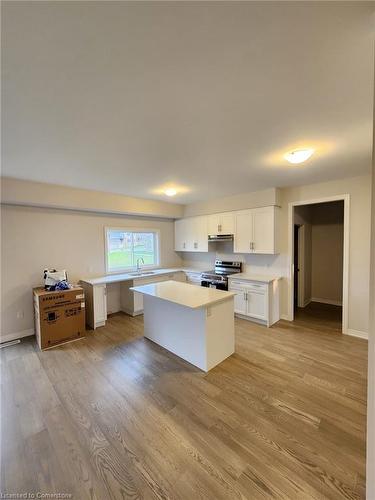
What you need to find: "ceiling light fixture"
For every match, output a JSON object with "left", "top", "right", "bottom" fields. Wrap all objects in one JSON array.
[
  {"left": 284, "top": 148, "right": 314, "bottom": 164},
  {"left": 164, "top": 188, "right": 177, "bottom": 197}
]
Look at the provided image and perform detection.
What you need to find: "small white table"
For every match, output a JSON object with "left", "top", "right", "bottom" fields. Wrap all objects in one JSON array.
[{"left": 130, "top": 281, "right": 236, "bottom": 372}]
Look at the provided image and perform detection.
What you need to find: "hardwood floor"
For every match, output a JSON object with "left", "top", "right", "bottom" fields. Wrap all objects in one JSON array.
[
  {"left": 294, "top": 302, "right": 343, "bottom": 335},
  {"left": 1, "top": 313, "right": 367, "bottom": 499}
]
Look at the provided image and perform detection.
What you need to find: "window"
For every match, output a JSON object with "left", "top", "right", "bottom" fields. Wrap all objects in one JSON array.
[{"left": 105, "top": 228, "right": 159, "bottom": 273}]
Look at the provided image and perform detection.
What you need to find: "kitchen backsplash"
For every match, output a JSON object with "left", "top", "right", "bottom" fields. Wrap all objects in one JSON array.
[{"left": 180, "top": 241, "right": 288, "bottom": 276}]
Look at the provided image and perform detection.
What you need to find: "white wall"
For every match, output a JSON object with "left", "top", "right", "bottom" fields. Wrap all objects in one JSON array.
[
  {"left": 181, "top": 175, "right": 372, "bottom": 335},
  {"left": 0, "top": 205, "right": 182, "bottom": 340},
  {"left": 1, "top": 177, "right": 184, "bottom": 219},
  {"left": 183, "top": 188, "right": 279, "bottom": 217},
  {"left": 310, "top": 202, "right": 344, "bottom": 305}
]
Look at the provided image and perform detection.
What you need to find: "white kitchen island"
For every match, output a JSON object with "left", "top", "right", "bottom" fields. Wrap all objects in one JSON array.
[{"left": 130, "top": 281, "right": 236, "bottom": 372}]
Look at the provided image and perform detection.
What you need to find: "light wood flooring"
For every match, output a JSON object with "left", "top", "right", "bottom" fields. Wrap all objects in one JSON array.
[
  {"left": 1, "top": 313, "right": 368, "bottom": 499},
  {"left": 294, "top": 302, "right": 343, "bottom": 335}
]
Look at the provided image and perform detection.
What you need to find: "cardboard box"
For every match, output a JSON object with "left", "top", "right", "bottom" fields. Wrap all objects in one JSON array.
[{"left": 33, "top": 286, "right": 86, "bottom": 350}]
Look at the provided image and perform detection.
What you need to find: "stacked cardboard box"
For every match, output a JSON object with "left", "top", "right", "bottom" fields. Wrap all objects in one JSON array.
[{"left": 33, "top": 286, "right": 86, "bottom": 350}]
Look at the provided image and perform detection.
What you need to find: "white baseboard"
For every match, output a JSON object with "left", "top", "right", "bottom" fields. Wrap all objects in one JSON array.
[
  {"left": 344, "top": 329, "right": 368, "bottom": 340},
  {"left": 0, "top": 328, "right": 35, "bottom": 344},
  {"left": 301, "top": 298, "right": 312, "bottom": 308},
  {"left": 280, "top": 314, "right": 291, "bottom": 321},
  {"left": 311, "top": 297, "right": 342, "bottom": 306}
]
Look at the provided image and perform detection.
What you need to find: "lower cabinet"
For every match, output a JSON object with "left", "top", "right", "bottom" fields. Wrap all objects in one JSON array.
[
  {"left": 229, "top": 278, "right": 280, "bottom": 327},
  {"left": 122, "top": 272, "right": 186, "bottom": 316},
  {"left": 80, "top": 282, "right": 107, "bottom": 329}
]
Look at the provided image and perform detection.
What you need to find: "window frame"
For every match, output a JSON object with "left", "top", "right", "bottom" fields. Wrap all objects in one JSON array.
[{"left": 104, "top": 226, "right": 161, "bottom": 275}]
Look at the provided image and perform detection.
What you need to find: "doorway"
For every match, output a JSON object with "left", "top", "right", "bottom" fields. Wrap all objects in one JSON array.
[{"left": 289, "top": 196, "right": 349, "bottom": 334}]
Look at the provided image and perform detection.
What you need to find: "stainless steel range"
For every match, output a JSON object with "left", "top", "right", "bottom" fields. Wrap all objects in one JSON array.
[{"left": 201, "top": 260, "right": 242, "bottom": 291}]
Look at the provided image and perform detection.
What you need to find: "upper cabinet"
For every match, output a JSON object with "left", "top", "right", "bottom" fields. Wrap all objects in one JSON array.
[
  {"left": 174, "top": 216, "right": 208, "bottom": 253},
  {"left": 234, "top": 206, "right": 278, "bottom": 254},
  {"left": 207, "top": 212, "right": 235, "bottom": 236},
  {"left": 175, "top": 206, "right": 279, "bottom": 254}
]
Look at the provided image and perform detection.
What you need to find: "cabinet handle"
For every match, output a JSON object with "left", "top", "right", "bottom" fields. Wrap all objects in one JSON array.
[
  {"left": 183, "top": 242, "right": 186, "bottom": 249},
  {"left": 194, "top": 242, "right": 198, "bottom": 249},
  {"left": 243, "top": 292, "right": 247, "bottom": 300}
]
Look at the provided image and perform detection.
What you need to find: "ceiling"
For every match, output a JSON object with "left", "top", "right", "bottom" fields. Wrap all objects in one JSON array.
[{"left": 2, "top": 1, "right": 374, "bottom": 204}]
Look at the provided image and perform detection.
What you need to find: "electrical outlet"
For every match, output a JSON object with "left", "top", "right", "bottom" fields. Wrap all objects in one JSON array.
[{"left": 17, "top": 310, "right": 24, "bottom": 319}]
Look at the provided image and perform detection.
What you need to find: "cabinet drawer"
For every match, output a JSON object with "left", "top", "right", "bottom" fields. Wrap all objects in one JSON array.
[
  {"left": 230, "top": 280, "right": 267, "bottom": 292},
  {"left": 247, "top": 282, "right": 267, "bottom": 292}
]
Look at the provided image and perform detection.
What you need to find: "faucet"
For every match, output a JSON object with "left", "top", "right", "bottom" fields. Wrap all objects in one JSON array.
[{"left": 136, "top": 257, "right": 145, "bottom": 273}]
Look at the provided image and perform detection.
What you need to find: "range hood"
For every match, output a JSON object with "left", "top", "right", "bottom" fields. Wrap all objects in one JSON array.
[{"left": 208, "top": 234, "right": 234, "bottom": 242}]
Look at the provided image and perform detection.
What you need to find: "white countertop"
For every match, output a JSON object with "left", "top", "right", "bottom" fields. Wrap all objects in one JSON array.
[
  {"left": 80, "top": 267, "right": 203, "bottom": 286},
  {"left": 228, "top": 273, "right": 282, "bottom": 283},
  {"left": 130, "top": 280, "right": 235, "bottom": 309}
]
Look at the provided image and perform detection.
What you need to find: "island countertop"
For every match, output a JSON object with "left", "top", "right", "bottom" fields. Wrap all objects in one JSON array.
[{"left": 130, "top": 280, "right": 235, "bottom": 309}]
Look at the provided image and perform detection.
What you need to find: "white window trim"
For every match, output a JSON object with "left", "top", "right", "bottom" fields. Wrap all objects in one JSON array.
[{"left": 104, "top": 226, "right": 161, "bottom": 275}]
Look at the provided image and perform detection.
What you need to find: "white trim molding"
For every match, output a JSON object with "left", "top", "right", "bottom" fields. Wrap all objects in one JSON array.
[
  {"left": 288, "top": 194, "right": 350, "bottom": 335},
  {"left": 311, "top": 297, "right": 343, "bottom": 307},
  {"left": 345, "top": 329, "right": 368, "bottom": 340},
  {"left": 0, "top": 328, "right": 35, "bottom": 344}
]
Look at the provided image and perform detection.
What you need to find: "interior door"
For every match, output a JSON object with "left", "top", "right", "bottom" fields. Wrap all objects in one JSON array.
[
  {"left": 252, "top": 207, "right": 274, "bottom": 254},
  {"left": 246, "top": 289, "right": 267, "bottom": 320},
  {"left": 234, "top": 211, "right": 253, "bottom": 253}
]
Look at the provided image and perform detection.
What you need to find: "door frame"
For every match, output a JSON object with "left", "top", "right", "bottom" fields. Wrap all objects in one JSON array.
[
  {"left": 297, "top": 224, "right": 306, "bottom": 308},
  {"left": 287, "top": 194, "right": 350, "bottom": 334}
]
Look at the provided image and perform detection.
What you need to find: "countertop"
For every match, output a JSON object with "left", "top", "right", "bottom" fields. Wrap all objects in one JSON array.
[
  {"left": 130, "top": 280, "right": 235, "bottom": 309},
  {"left": 80, "top": 267, "right": 204, "bottom": 286},
  {"left": 228, "top": 273, "right": 282, "bottom": 283}
]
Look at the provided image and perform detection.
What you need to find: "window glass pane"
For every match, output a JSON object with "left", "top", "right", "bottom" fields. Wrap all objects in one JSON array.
[
  {"left": 107, "top": 229, "right": 157, "bottom": 272},
  {"left": 133, "top": 232, "right": 155, "bottom": 266},
  {"left": 107, "top": 230, "right": 133, "bottom": 271}
]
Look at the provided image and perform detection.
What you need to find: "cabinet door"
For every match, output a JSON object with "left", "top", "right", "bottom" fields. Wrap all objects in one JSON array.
[
  {"left": 94, "top": 285, "right": 107, "bottom": 326},
  {"left": 220, "top": 213, "right": 235, "bottom": 235},
  {"left": 207, "top": 215, "right": 221, "bottom": 236},
  {"left": 191, "top": 216, "right": 208, "bottom": 252},
  {"left": 234, "top": 211, "right": 253, "bottom": 253},
  {"left": 246, "top": 290, "right": 267, "bottom": 320},
  {"left": 231, "top": 288, "right": 248, "bottom": 315},
  {"left": 174, "top": 219, "right": 193, "bottom": 252},
  {"left": 252, "top": 207, "right": 275, "bottom": 254},
  {"left": 174, "top": 219, "right": 186, "bottom": 251}
]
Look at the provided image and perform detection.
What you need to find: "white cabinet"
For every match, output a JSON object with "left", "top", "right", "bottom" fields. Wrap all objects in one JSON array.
[
  {"left": 247, "top": 287, "right": 267, "bottom": 321},
  {"left": 174, "top": 219, "right": 187, "bottom": 251},
  {"left": 207, "top": 212, "right": 235, "bottom": 236},
  {"left": 80, "top": 282, "right": 107, "bottom": 329},
  {"left": 234, "top": 206, "right": 278, "bottom": 254},
  {"left": 174, "top": 216, "right": 208, "bottom": 252},
  {"left": 231, "top": 286, "right": 248, "bottom": 315},
  {"left": 229, "top": 278, "right": 280, "bottom": 327}
]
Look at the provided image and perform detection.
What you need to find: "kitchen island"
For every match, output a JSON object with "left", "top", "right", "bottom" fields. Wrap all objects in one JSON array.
[{"left": 130, "top": 280, "right": 235, "bottom": 371}]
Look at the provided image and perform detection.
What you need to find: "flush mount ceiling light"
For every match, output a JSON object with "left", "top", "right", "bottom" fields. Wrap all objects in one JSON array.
[
  {"left": 284, "top": 148, "right": 315, "bottom": 164},
  {"left": 164, "top": 188, "right": 177, "bottom": 197}
]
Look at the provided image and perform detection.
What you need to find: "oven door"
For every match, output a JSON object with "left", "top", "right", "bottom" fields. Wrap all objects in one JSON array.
[{"left": 201, "top": 280, "right": 228, "bottom": 291}]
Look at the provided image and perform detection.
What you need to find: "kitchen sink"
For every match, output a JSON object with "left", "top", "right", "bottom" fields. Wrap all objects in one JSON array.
[{"left": 129, "top": 271, "right": 157, "bottom": 277}]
